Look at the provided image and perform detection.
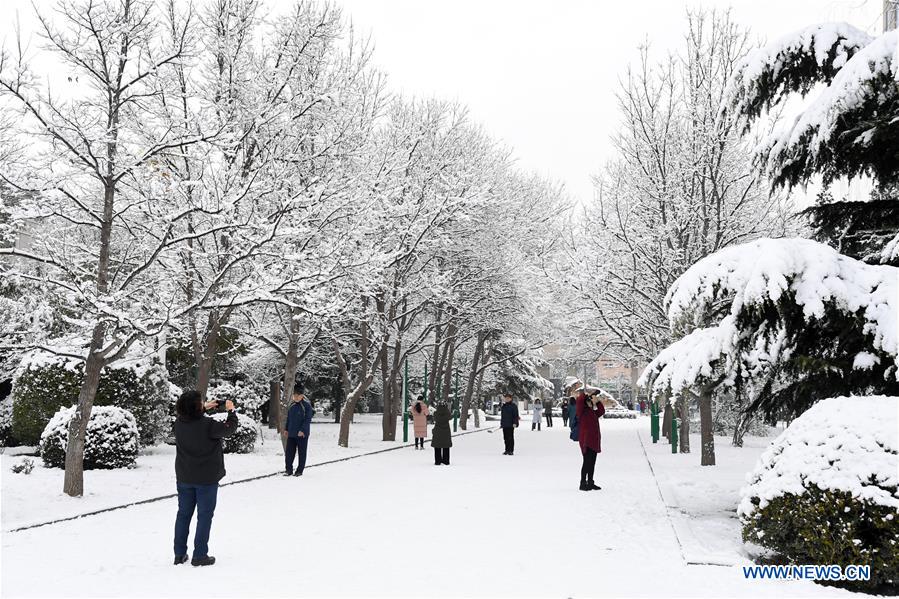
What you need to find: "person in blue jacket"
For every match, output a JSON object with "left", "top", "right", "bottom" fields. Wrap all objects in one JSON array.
[{"left": 282, "top": 385, "right": 314, "bottom": 476}]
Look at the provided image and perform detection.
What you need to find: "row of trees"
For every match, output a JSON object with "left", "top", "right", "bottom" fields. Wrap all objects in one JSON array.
[
  {"left": 0, "top": 0, "right": 564, "bottom": 496},
  {"left": 546, "top": 10, "right": 794, "bottom": 452},
  {"left": 640, "top": 19, "right": 899, "bottom": 464}
]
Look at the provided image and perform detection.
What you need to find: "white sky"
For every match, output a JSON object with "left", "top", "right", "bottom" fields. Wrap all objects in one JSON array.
[
  {"left": 331, "top": 0, "right": 884, "bottom": 205},
  {"left": 2, "top": 0, "right": 886, "bottom": 205}
]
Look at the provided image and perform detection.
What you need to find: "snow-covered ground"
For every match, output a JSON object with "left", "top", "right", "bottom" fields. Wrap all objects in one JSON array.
[
  {"left": 1, "top": 415, "right": 416, "bottom": 531},
  {"left": 1, "top": 417, "right": 857, "bottom": 597}
]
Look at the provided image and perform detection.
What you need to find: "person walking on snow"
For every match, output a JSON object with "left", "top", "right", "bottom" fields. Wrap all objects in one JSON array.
[
  {"left": 500, "top": 393, "right": 520, "bottom": 454},
  {"left": 282, "top": 385, "right": 313, "bottom": 476},
  {"left": 561, "top": 397, "right": 569, "bottom": 427},
  {"left": 173, "top": 389, "right": 238, "bottom": 567},
  {"left": 410, "top": 396, "right": 429, "bottom": 449},
  {"left": 576, "top": 391, "right": 605, "bottom": 491},
  {"left": 431, "top": 402, "right": 452, "bottom": 465},
  {"left": 544, "top": 398, "right": 553, "bottom": 427},
  {"left": 531, "top": 399, "right": 543, "bottom": 431}
]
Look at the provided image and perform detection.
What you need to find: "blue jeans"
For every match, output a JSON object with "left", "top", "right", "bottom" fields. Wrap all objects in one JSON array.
[
  {"left": 285, "top": 435, "right": 309, "bottom": 475},
  {"left": 174, "top": 482, "right": 218, "bottom": 558}
]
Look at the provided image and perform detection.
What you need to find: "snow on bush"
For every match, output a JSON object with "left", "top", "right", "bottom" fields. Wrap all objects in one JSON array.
[
  {"left": 40, "top": 405, "right": 139, "bottom": 470},
  {"left": 0, "top": 394, "right": 13, "bottom": 446},
  {"left": 210, "top": 412, "right": 257, "bottom": 454},
  {"left": 11, "top": 349, "right": 170, "bottom": 446},
  {"left": 207, "top": 381, "right": 267, "bottom": 420},
  {"left": 739, "top": 396, "right": 899, "bottom": 590}
]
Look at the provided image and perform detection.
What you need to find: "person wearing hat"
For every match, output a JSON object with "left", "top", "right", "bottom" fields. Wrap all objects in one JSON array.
[
  {"left": 282, "top": 384, "right": 314, "bottom": 476},
  {"left": 576, "top": 390, "right": 605, "bottom": 491}
]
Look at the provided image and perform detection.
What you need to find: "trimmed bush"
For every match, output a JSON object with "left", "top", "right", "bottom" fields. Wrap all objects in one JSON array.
[
  {"left": 211, "top": 412, "right": 257, "bottom": 454},
  {"left": 739, "top": 396, "right": 899, "bottom": 591},
  {"left": 40, "top": 405, "right": 139, "bottom": 469},
  {"left": 207, "top": 381, "right": 267, "bottom": 420},
  {"left": 11, "top": 352, "right": 169, "bottom": 446}
]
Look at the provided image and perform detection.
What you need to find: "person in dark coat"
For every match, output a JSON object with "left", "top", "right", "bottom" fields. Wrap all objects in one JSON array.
[
  {"left": 544, "top": 398, "right": 553, "bottom": 427},
  {"left": 173, "top": 389, "right": 238, "bottom": 567},
  {"left": 282, "top": 385, "right": 314, "bottom": 476},
  {"left": 561, "top": 397, "right": 569, "bottom": 427},
  {"left": 567, "top": 397, "right": 578, "bottom": 438},
  {"left": 430, "top": 403, "right": 452, "bottom": 465},
  {"left": 576, "top": 392, "right": 605, "bottom": 491},
  {"left": 500, "top": 393, "right": 519, "bottom": 455}
]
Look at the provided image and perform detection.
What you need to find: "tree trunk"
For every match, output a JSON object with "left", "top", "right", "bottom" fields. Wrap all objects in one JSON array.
[
  {"left": 428, "top": 309, "right": 443, "bottom": 398},
  {"left": 195, "top": 310, "right": 227, "bottom": 398},
  {"left": 268, "top": 381, "right": 281, "bottom": 430},
  {"left": 678, "top": 395, "right": 691, "bottom": 453},
  {"left": 63, "top": 324, "right": 106, "bottom": 497},
  {"left": 440, "top": 323, "right": 457, "bottom": 406},
  {"left": 279, "top": 329, "right": 299, "bottom": 450},
  {"left": 662, "top": 402, "right": 672, "bottom": 439},
  {"left": 700, "top": 388, "right": 715, "bottom": 465},
  {"left": 338, "top": 376, "right": 377, "bottom": 447},
  {"left": 459, "top": 331, "right": 486, "bottom": 430},
  {"left": 473, "top": 367, "right": 485, "bottom": 428}
]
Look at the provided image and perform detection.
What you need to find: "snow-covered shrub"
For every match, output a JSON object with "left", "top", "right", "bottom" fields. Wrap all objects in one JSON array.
[
  {"left": 0, "top": 395, "right": 14, "bottom": 446},
  {"left": 40, "top": 405, "right": 139, "bottom": 470},
  {"left": 739, "top": 396, "right": 898, "bottom": 590},
  {"left": 11, "top": 351, "right": 169, "bottom": 446},
  {"left": 10, "top": 457, "right": 34, "bottom": 474},
  {"left": 602, "top": 408, "right": 637, "bottom": 419},
  {"left": 211, "top": 412, "right": 257, "bottom": 454},
  {"left": 207, "top": 381, "right": 267, "bottom": 421}
]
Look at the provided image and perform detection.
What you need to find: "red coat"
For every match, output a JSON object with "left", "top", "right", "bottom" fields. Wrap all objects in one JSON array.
[{"left": 576, "top": 393, "right": 604, "bottom": 454}]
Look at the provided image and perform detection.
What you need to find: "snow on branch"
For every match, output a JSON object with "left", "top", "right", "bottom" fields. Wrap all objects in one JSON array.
[
  {"left": 666, "top": 238, "right": 897, "bottom": 358},
  {"left": 638, "top": 316, "right": 737, "bottom": 401},
  {"left": 723, "top": 22, "right": 872, "bottom": 125}
]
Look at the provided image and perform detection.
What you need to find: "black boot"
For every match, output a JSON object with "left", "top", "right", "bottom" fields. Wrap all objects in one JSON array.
[
  {"left": 588, "top": 480, "right": 601, "bottom": 490},
  {"left": 174, "top": 555, "right": 189, "bottom": 565},
  {"left": 191, "top": 555, "right": 216, "bottom": 567},
  {"left": 579, "top": 481, "right": 589, "bottom": 491}
]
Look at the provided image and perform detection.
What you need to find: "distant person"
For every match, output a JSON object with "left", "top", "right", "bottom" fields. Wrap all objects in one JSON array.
[
  {"left": 431, "top": 402, "right": 452, "bottom": 465},
  {"left": 544, "top": 398, "right": 553, "bottom": 427},
  {"left": 561, "top": 397, "right": 569, "bottom": 427},
  {"left": 639, "top": 399, "right": 646, "bottom": 414},
  {"left": 500, "top": 393, "right": 520, "bottom": 455},
  {"left": 410, "top": 396, "right": 430, "bottom": 450},
  {"left": 282, "top": 385, "right": 314, "bottom": 477},
  {"left": 173, "top": 389, "right": 238, "bottom": 567},
  {"left": 577, "top": 391, "right": 605, "bottom": 491},
  {"left": 532, "top": 399, "right": 543, "bottom": 431}
]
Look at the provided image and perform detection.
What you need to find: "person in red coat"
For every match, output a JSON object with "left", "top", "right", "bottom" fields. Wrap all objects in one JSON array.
[{"left": 576, "top": 391, "right": 604, "bottom": 491}]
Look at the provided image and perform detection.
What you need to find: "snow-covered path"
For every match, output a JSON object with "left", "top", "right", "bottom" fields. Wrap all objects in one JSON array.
[{"left": 1, "top": 420, "right": 852, "bottom": 597}]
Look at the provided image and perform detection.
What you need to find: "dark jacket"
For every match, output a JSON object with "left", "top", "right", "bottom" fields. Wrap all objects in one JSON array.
[
  {"left": 568, "top": 403, "right": 578, "bottom": 440},
  {"left": 174, "top": 410, "right": 238, "bottom": 485},
  {"left": 430, "top": 404, "right": 453, "bottom": 449},
  {"left": 285, "top": 399, "right": 313, "bottom": 438},
  {"left": 577, "top": 394, "right": 605, "bottom": 454},
  {"left": 500, "top": 401, "right": 520, "bottom": 428}
]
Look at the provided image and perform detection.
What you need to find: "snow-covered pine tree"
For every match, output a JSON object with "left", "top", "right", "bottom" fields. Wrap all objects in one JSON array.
[{"left": 723, "top": 22, "right": 899, "bottom": 265}]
